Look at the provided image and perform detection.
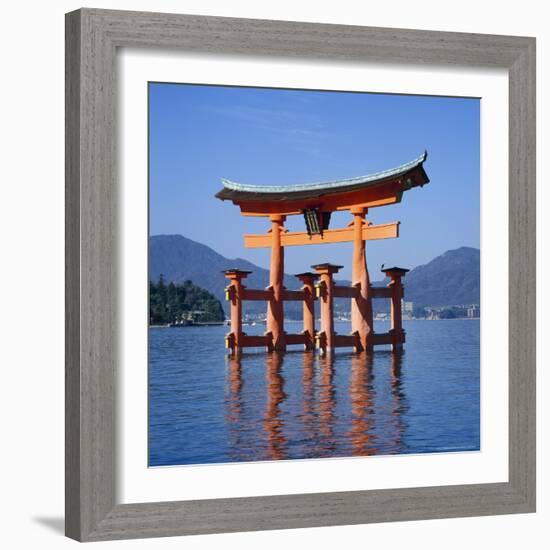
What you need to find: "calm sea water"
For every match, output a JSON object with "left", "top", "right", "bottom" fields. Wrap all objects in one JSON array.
[{"left": 149, "top": 320, "right": 480, "bottom": 466}]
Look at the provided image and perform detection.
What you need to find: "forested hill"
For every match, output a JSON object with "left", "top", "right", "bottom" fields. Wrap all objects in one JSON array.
[
  {"left": 403, "top": 246, "right": 480, "bottom": 307},
  {"left": 149, "top": 277, "right": 225, "bottom": 325}
]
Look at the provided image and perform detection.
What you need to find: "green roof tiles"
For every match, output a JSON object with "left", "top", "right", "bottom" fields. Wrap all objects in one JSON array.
[{"left": 220, "top": 151, "right": 427, "bottom": 195}]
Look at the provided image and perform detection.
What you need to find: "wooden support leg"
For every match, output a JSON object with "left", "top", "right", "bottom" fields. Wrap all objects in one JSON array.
[
  {"left": 313, "top": 263, "right": 342, "bottom": 355},
  {"left": 385, "top": 269, "right": 407, "bottom": 352},
  {"left": 390, "top": 278, "right": 403, "bottom": 352},
  {"left": 320, "top": 277, "right": 333, "bottom": 354},
  {"left": 223, "top": 269, "right": 250, "bottom": 355},
  {"left": 350, "top": 207, "right": 374, "bottom": 352},
  {"left": 267, "top": 215, "right": 286, "bottom": 352},
  {"left": 295, "top": 272, "right": 319, "bottom": 350}
]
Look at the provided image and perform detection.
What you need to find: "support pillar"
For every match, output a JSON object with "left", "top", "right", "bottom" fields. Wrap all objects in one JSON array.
[
  {"left": 350, "top": 207, "right": 374, "bottom": 352},
  {"left": 382, "top": 267, "right": 409, "bottom": 352},
  {"left": 295, "top": 272, "right": 319, "bottom": 350},
  {"left": 267, "top": 214, "right": 286, "bottom": 351},
  {"left": 312, "top": 263, "right": 342, "bottom": 355},
  {"left": 223, "top": 269, "right": 251, "bottom": 354}
]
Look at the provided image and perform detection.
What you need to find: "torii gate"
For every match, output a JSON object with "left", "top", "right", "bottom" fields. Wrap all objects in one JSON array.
[{"left": 216, "top": 152, "right": 429, "bottom": 355}]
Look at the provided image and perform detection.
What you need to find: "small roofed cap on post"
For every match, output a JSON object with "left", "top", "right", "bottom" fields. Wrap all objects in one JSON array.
[
  {"left": 223, "top": 268, "right": 252, "bottom": 278},
  {"left": 311, "top": 263, "right": 344, "bottom": 273},
  {"left": 294, "top": 271, "right": 320, "bottom": 279},
  {"left": 381, "top": 266, "right": 410, "bottom": 276}
]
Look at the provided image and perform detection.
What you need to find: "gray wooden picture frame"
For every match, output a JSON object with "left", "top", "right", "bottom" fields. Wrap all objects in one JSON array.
[{"left": 65, "top": 8, "right": 536, "bottom": 542}]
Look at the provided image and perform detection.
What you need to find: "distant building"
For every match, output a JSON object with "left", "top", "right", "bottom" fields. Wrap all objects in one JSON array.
[
  {"left": 467, "top": 305, "right": 480, "bottom": 318},
  {"left": 401, "top": 300, "right": 414, "bottom": 319}
]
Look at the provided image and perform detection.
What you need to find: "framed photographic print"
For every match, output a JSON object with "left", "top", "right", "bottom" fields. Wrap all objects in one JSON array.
[{"left": 65, "top": 8, "right": 535, "bottom": 542}]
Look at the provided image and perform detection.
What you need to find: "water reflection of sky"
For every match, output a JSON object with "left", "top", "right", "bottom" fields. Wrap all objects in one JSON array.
[{"left": 149, "top": 320, "right": 480, "bottom": 466}]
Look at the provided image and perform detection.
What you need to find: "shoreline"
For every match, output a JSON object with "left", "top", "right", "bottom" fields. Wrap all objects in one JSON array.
[{"left": 149, "top": 317, "right": 480, "bottom": 329}]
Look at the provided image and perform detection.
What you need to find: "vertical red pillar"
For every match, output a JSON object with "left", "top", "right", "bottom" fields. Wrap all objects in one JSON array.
[
  {"left": 350, "top": 207, "right": 374, "bottom": 352},
  {"left": 382, "top": 267, "right": 409, "bottom": 352},
  {"left": 267, "top": 214, "right": 286, "bottom": 351},
  {"left": 223, "top": 269, "right": 251, "bottom": 354},
  {"left": 313, "top": 263, "right": 342, "bottom": 355},
  {"left": 295, "top": 272, "right": 319, "bottom": 350}
]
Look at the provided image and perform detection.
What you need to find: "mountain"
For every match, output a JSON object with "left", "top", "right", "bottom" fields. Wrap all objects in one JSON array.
[
  {"left": 150, "top": 235, "right": 480, "bottom": 315},
  {"left": 402, "top": 247, "right": 480, "bottom": 307}
]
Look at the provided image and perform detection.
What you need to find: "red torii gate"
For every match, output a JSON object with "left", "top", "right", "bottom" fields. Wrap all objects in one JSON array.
[{"left": 216, "top": 152, "right": 429, "bottom": 355}]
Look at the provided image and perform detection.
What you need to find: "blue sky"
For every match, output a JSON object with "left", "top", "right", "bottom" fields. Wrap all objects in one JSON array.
[{"left": 149, "top": 83, "right": 479, "bottom": 280}]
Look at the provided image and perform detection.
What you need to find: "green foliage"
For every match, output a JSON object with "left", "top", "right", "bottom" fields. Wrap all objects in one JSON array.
[{"left": 149, "top": 276, "right": 225, "bottom": 325}]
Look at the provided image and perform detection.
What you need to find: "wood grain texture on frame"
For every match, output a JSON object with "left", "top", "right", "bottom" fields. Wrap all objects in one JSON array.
[{"left": 65, "top": 8, "right": 536, "bottom": 542}]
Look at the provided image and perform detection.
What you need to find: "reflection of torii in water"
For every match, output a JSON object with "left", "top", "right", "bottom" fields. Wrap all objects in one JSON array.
[
  {"left": 224, "top": 352, "right": 408, "bottom": 461},
  {"left": 263, "top": 352, "right": 287, "bottom": 460},
  {"left": 217, "top": 152, "right": 430, "bottom": 355}
]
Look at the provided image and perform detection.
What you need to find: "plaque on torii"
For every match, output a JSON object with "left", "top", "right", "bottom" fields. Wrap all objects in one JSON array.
[{"left": 216, "top": 152, "right": 429, "bottom": 355}]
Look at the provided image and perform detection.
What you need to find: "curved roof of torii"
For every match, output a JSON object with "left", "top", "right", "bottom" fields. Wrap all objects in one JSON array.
[{"left": 215, "top": 151, "right": 429, "bottom": 203}]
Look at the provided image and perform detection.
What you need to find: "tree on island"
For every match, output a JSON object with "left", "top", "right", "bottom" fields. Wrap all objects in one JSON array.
[{"left": 149, "top": 275, "right": 225, "bottom": 325}]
